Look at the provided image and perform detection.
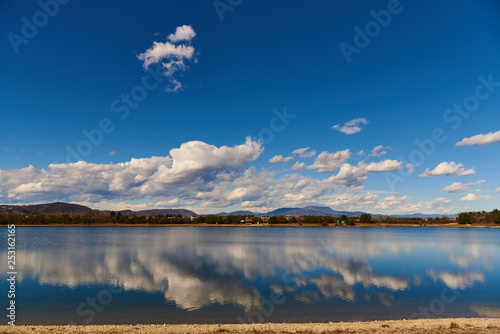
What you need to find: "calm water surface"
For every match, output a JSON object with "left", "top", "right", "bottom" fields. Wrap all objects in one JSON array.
[{"left": 1, "top": 226, "right": 500, "bottom": 325}]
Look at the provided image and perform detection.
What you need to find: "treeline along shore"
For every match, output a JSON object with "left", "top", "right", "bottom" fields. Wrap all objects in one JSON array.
[{"left": 1, "top": 209, "right": 499, "bottom": 227}]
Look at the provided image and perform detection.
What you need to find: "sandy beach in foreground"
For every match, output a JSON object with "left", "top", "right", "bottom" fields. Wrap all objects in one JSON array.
[{"left": 2, "top": 318, "right": 500, "bottom": 334}]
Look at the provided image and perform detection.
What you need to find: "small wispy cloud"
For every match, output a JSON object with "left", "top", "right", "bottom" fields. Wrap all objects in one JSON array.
[
  {"left": 292, "top": 147, "right": 316, "bottom": 158},
  {"left": 109, "top": 150, "right": 117, "bottom": 156},
  {"left": 442, "top": 180, "right": 485, "bottom": 193},
  {"left": 419, "top": 162, "right": 475, "bottom": 177},
  {"left": 368, "top": 145, "right": 391, "bottom": 157},
  {"left": 360, "top": 160, "right": 403, "bottom": 173},
  {"left": 307, "top": 149, "right": 351, "bottom": 173},
  {"left": 459, "top": 193, "right": 492, "bottom": 202},
  {"left": 167, "top": 25, "right": 196, "bottom": 42},
  {"left": 405, "top": 163, "right": 417, "bottom": 174},
  {"left": 138, "top": 25, "right": 197, "bottom": 92},
  {"left": 269, "top": 155, "right": 294, "bottom": 163},
  {"left": 456, "top": 130, "right": 500, "bottom": 147},
  {"left": 331, "top": 117, "right": 369, "bottom": 135},
  {"left": 291, "top": 161, "right": 305, "bottom": 171}
]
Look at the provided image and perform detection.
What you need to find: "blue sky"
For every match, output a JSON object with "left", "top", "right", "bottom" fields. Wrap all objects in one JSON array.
[{"left": 1, "top": 0, "right": 499, "bottom": 214}]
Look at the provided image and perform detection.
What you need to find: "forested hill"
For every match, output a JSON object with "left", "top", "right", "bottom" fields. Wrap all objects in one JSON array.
[
  {"left": 0, "top": 202, "right": 198, "bottom": 217},
  {"left": 0, "top": 202, "right": 92, "bottom": 215}
]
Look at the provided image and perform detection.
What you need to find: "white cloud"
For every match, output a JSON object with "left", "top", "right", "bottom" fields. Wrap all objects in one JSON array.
[
  {"left": 0, "top": 151, "right": 455, "bottom": 215},
  {"left": 307, "top": 149, "right": 351, "bottom": 173},
  {"left": 456, "top": 130, "right": 500, "bottom": 147},
  {"left": 405, "top": 164, "right": 417, "bottom": 174},
  {"left": 137, "top": 25, "right": 196, "bottom": 92},
  {"left": 375, "top": 195, "right": 411, "bottom": 210},
  {"left": 361, "top": 160, "right": 402, "bottom": 173},
  {"left": 419, "top": 162, "right": 475, "bottom": 177},
  {"left": 81, "top": 199, "right": 181, "bottom": 212},
  {"left": 459, "top": 193, "right": 492, "bottom": 202},
  {"left": 291, "top": 162, "right": 305, "bottom": 171},
  {"left": 269, "top": 155, "right": 294, "bottom": 163},
  {"left": 109, "top": 150, "right": 117, "bottom": 156},
  {"left": 155, "top": 198, "right": 180, "bottom": 207},
  {"left": 368, "top": 145, "right": 390, "bottom": 157},
  {"left": 0, "top": 137, "right": 262, "bottom": 205},
  {"left": 138, "top": 41, "right": 194, "bottom": 69},
  {"left": 458, "top": 169, "right": 476, "bottom": 176},
  {"left": 292, "top": 147, "right": 316, "bottom": 158},
  {"left": 391, "top": 197, "right": 452, "bottom": 214},
  {"left": 0, "top": 139, "right": 459, "bottom": 215},
  {"left": 329, "top": 163, "right": 367, "bottom": 187},
  {"left": 237, "top": 172, "right": 340, "bottom": 211},
  {"left": 150, "top": 137, "right": 262, "bottom": 186},
  {"left": 321, "top": 159, "right": 402, "bottom": 187},
  {"left": 496, "top": 187, "right": 500, "bottom": 193},
  {"left": 331, "top": 118, "right": 368, "bottom": 135},
  {"left": 325, "top": 192, "right": 379, "bottom": 209},
  {"left": 443, "top": 182, "right": 468, "bottom": 193},
  {"left": 442, "top": 180, "right": 485, "bottom": 193},
  {"left": 167, "top": 25, "right": 196, "bottom": 42}
]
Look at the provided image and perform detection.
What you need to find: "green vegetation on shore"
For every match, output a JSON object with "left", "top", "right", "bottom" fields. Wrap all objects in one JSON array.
[
  {"left": 1, "top": 209, "right": 499, "bottom": 226},
  {"left": 456, "top": 209, "right": 500, "bottom": 225}
]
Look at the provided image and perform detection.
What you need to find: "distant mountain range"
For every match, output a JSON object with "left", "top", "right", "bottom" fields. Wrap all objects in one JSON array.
[
  {"left": 0, "top": 202, "right": 456, "bottom": 218},
  {"left": 214, "top": 205, "right": 455, "bottom": 218},
  {"left": 267, "top": 206, "right": 368, "bottom": 217}
]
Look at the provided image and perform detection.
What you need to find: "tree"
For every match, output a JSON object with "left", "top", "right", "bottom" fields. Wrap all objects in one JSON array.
[
  {"left": 360, "top": 214, "right": 372, "bottom": 224},
  {"left": 269, "top": 216, "right": 279, "bottom": 224},
  {"left": 457, "top": 212, "right": 473, "bottom": 224},
  {"left": 341, "top": 214, "right": 351, "bottom": 225}
]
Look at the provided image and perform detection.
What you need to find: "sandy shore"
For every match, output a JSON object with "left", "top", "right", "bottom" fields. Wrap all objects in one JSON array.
[{"left": 2, "top": 318, "right": 500, "bottom": 333}]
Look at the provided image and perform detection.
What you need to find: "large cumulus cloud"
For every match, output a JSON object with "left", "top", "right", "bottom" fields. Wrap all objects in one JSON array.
[{"left": 0, "top": 137, "right": 262, "bottom": 204}]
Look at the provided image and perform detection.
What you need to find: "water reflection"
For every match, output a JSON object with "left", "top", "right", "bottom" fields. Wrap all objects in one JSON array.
[
  {"left": 471, "top": 306, "right": 500, "bottom": 318},
  {"left": 426, "top": 270, "right": 484, "bottom": 290},
  {"left": 1, "top": 226, "right": 499, "bottom": 324},
  {"left": 11, "top": 247, "right": 262, "bottom": 311}
]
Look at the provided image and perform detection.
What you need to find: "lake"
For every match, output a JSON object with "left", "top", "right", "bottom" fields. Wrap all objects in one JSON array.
[{"left": 1, "top": 226, "right": 500, "bottom": 325}]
